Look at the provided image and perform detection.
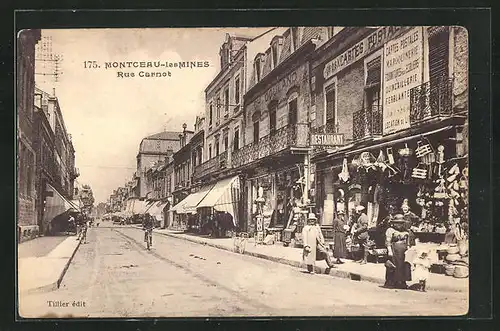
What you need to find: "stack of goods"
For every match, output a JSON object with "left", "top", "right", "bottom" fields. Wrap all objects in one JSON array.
[{"left": 444, "top": 243, "right": 469, "bottom": 278}]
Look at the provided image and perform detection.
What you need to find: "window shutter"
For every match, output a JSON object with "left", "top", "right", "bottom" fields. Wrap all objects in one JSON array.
[
  {"left": 428, "top": 28, "right": 449, "bottom": 82},
  {"left": 366, "top": 57, "right": 381, "bottom": 86},
  {"left": 325, "top": 85, "right": 336, "bottom": 122}
]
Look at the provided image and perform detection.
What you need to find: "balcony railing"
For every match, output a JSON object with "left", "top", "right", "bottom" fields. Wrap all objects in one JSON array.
[
  {"left": 410, "top": 77, "right": 453, "bottom": 124},
  {"left": 353, "top": 105, "right": 383, "bottom": 141},
  {"left": 232, "top": 123, "right": 308, "bottom": 168},
  {"left": 193, "top": 150, "right": 228, "bottom": 180}
]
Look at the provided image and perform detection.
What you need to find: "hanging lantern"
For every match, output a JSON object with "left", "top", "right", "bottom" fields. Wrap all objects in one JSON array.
[
  {"left": 415, "top": 140, "right": 432, "bottom": 158},
  {"left": 386, "top": 147, "right": 395, "bottom": 165}
]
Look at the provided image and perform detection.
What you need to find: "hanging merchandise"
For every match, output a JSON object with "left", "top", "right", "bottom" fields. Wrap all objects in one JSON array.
[
  {"left": 434, "top": 177, "right": 447, "bottom": 199},
  {"left": 338, "top": 158, "right": 350, "bottom": 183},
  {"left": 386, "top": 147, "right": 395, "bottom": 165},
  {"left": 398, "top": 143, "right": 413, "bottom": 183},
  {"left": 415, "top": 140, "right": 432, "bottom": 158},
  {"left": 374, "top": 150, "right": 387, "bottom": 171},
  {"left": 411, "top": 163, "right": 428, "bottom": 179},
  {"left": 436, "top": 145, "right": 445, "bottom": 177}
]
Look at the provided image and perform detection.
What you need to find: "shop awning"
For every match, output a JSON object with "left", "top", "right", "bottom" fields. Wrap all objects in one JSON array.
[
  {"left": 180, "top": 185, "right": 215, "bottom": 214},
  {"left": 196, "top": 176, "right": 240, "bottom": 216},
  {"left": 145, "top": 201, "right": 169, "bottom": 220},
  {"left": 42, "top": 183, "right": 75, "bottom": 224},
  {"left": 169, "top": 199, "right": 187, "bottom": 213}
]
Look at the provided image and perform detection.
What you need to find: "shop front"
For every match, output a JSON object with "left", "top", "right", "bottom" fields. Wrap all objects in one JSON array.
[{"left": 314, "top": 119, "right": 468, "bottom": 262}]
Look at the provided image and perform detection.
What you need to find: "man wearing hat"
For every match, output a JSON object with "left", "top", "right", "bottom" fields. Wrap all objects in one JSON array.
[
  {"left": 302, "top": 212, "right": 336, "bottom": 274},
  {"left": 353, "top": 205, "right": 370, "bottom": 264}
]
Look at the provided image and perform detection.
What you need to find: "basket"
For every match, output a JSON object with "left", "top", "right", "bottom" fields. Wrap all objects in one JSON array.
[
  {"left": 447, "top": 246, "right": 459, "bottom": 255},
  {"left": 446, "top": 253, "right": 461, "bottom": 262},
  {"left": 453, "top": 265, "right": 469, "bottom": 278},
  {"left": 444, "top": 264, "right": 456, "bottom": 276}
]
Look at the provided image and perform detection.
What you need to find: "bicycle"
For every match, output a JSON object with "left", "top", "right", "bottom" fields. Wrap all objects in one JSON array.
[{"left": 144, "top": 228, "right": 153, "bottom": 250}]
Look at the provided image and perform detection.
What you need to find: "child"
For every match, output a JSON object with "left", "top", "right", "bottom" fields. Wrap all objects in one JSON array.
[{"left": 413, "top": 250, "right": 431, "bottom": 292}]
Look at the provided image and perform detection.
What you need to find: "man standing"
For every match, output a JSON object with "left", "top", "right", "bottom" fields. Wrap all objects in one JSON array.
[{"left": 353, "top": 205, "right": 370, "bottom": 264}]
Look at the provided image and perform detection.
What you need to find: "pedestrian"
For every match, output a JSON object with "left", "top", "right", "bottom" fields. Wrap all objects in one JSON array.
[
  {"left": 352, "top": 205, "right": 370, "bottom": 264},
  {"left": 401, "top": 201, "right": 419, "bottom": 245},
  {"left": 384, "top": 214, "right": 412, "bottom": 289},
  {"left": 332, "top": 210, "right": 348, "bottom": 264},
  {"left": 302, "top": 213, "right": 336, "bottom": 274},
  {"left": 411, "top": 249, "right": 431, "bottom": 292}
]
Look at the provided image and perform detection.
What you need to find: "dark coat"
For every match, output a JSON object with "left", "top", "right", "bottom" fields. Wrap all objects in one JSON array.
[{"left": 332, "top": 217, "right": 347, "bottom": 258}]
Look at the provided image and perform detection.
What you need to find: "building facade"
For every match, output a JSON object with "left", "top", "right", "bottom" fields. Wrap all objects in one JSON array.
[
  {"left": 311, "top": 26, "right": 468, "bottom": 234},
  {"left": 136, "top": 131, "right": 182, "bottom": 198},
  {"left": 17, "top": 29, "right": 41, "bottom": 240}
]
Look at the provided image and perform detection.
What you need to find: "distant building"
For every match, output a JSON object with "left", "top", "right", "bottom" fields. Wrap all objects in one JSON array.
[{"left": 135, "top": 131, "right": 182, "bottom": 198}]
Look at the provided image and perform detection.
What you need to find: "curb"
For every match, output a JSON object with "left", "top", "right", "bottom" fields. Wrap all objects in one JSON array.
[
  {"left": 22, "top": 237, "right": 82, "bottom": 295},
  {"left": 154, "top": 230, "right": 467, "bottom": 294}
]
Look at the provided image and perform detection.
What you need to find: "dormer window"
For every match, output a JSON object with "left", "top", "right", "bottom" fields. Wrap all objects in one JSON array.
[
  {"left": 291, "top": 27, "right": 300, "bottom": 52},
  {"left": 271, "top": 42, "right": 279, "bottom": 68},
  {"left": 255, "top": 55, "right": 262, "bottom": 82}
]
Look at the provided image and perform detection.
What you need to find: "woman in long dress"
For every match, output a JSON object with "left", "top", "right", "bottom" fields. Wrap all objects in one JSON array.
[
  {"left": 332, "top": 210, "right": 348, "bottom": 264},
  {"left": 384, "top": 214, "right": 412, "bottom": 289}
]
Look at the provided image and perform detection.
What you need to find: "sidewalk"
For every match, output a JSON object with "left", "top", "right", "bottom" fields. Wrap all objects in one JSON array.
[
  {"left": 152, "top": 228, "right": 468, "bottom": 293},
  {"left": 18, "top": 234, "right": 82, "bottom": 295}
]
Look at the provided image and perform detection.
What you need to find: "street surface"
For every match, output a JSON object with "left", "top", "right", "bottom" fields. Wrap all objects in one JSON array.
[{"left": 19, "top": 220, "right": 468, "bottom": 318}]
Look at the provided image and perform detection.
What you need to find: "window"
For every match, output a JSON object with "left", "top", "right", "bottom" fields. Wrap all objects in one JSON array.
[
  {"left": 428, "top": 27, "right": 450, "bottom": 83},
  {"left": 269, "top": 106, "right": 277, "bottom": 134},
  {"left": 198, "top": 147, "right": 202, "bottom": 165},
  {"left": 271, "top": 42, "right": 279, "bottom": 68},
  {"left": 288, "top": 98, "right": 298, "bottom": 125},
  {"left": 224, "top": 87, "right": 230, "bottom": 114},
  {"left": 325, "top": 83, "right": 336, "bottom": 129},
  {"left": 291, "top": 27, "right": 299, "bottom": 51},
  {"left": 216, "top": 97, "right": 221, "bottom": 120},
  {"left": 255, "top": 58, "right": 261, "bottom": 82},
  {"left": 208, "top": 144, "right": 212, "bottom": 159},
  {"left": 215, "top": 137, "right": 220, "bottom": 156},
  {"left": 365, "top": 56, "right": 382, "bottom": 109},
  {"left": 253, "top": 120, "right": 260, "bottom": 143},
  {"left": 235, "top": 75, "right": 240, "bottom": 105},
  {"left": 224, "top": 135, "right": 229, "bottom": 151},
  {"left": 209, "top": 103, "right": 213, "bottom": 125},
  {"left": 233, "top": 127, "right": 240, "bottom": 151}
]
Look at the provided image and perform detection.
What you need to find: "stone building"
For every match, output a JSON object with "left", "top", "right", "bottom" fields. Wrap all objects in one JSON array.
[
  {"left": 135, "top": 130, "right": 182, "bottom": 198},
  {"left": 310, "top": 26, "right": 468, "bottom": 234},
  {"left": 17, "top": 29, "right": 41, "bottom": 241}
]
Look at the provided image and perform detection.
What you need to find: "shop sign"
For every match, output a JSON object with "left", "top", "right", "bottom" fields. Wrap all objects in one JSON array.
[
  {"left": 382, "top": 27, "right": 424, "bottom": 134},
  {"left": 323, "top": 26, "right": 404, "bottom": 80},
  {"left": 263, "top": 70, "right": 299, "bottom": 102},
  {"left": 310, "top": 133, "right": 345, "bottom": 146}
]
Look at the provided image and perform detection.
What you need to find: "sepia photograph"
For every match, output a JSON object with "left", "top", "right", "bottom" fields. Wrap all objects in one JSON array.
[{"left": 16, "top": 25, "right": 469, "bottom": 318}]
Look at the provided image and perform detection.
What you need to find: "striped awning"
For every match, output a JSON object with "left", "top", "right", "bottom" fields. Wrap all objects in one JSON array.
[
  {"left": 43, "top": 183, "right": 76, "bottom": 224},
  {"left": 145, "top": 201, "right": 169, "bottom": 220},
  {"left": 196, "top": 176, "right": 240, "bottom": 225},
  {"left": 180, "top": 184, "right": 215, "bottom": 214}
]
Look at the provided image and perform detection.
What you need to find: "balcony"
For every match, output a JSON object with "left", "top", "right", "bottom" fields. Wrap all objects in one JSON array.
[
  {"left": 410, "top": 77, "right": 453, "bottom": 125},
  {"left": 353, "top": 105, "right": 383, "bottom": 141},
  {"left": 232, "top": 123, "right": 308, "bottom": 168},
  {"left": 193, "top": 150, "right": 228, "bottom": 181}
]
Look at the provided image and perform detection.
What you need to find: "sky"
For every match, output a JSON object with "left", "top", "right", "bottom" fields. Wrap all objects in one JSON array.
[{"left": 38, "top": 27, "right": 273, "bottom": 204}]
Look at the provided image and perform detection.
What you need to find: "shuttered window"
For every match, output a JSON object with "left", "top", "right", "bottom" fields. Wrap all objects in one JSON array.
[
  {"left": 366, "top": 57, "right": 381, "bottom": 87},
  {"left": 325, "top": 84, "right": 336, "bottom": 125},
  {"left": 428, "top": 27, "right": 450, "bottom": 83}
]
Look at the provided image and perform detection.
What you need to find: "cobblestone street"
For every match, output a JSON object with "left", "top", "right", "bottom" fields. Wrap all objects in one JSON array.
[{"left": 19, "top": 222, "right": 468, "bottom": 318}]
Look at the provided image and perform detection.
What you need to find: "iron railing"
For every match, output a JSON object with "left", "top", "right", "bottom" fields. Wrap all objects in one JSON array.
[
  {"left": 353, "top": 105, "right": 383, "bottom": 141},
  {"left": 232, "top": 123, "right": 308, "bottom": 168},
  {"left": 409, "top": 77, "right": 453, "bottom": 124},
  {"left": 193, "top": 150, "right": 228, "bottom": 180}
]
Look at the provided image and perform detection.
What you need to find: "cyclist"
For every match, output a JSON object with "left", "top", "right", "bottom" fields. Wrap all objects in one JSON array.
[{"left": 142, "top": 213, "right": 154, "bottom": 247}]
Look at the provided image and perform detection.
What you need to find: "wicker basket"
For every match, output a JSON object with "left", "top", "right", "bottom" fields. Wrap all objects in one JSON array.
[
  {"left": 444, "top": 264, "right": 456, "bottom": 276},
  {"left": 453, "top": 265, "right": 469, "bottom": 278},
  {"left": 446, "top": 253, "right": 461, "bottom": 262},
  {"left": 447, "top": 245, "right": 459, "bottom": 255}
]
